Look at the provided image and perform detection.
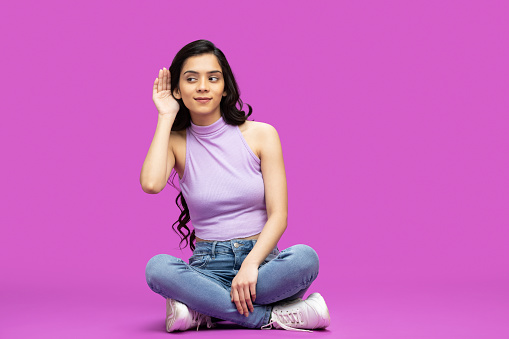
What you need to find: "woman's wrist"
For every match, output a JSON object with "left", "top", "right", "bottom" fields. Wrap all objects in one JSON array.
[
  {"left": 241, "top": 260, "right": 261, "bottom": 269},
  {"left": 157, "top": 112, "right": 176, "bottom": 122}
]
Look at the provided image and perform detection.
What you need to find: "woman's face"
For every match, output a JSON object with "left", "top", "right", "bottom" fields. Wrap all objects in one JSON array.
[{"left": 174, "top": 53, "right": 226, "bottom": 118}]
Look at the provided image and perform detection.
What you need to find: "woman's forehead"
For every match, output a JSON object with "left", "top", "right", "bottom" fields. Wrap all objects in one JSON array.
[{"left": 182, "top": 54, "right": 221, "bottom": 73}]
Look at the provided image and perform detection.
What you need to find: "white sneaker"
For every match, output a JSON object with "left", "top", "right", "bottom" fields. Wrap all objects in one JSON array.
[
  {"left": 165, "top": 298, "right": 214, "bottom": 332},
  {"left": 261, "top": 293, "right": 330, "bottom": 332}
]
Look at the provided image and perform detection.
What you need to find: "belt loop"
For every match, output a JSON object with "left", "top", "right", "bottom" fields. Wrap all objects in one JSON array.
[{"left": 211, "top": 241, "right": 217, "bottom": 259}]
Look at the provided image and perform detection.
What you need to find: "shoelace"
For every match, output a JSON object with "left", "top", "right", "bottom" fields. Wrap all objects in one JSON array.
[
  {"left": 190, "top": 310, "right": 213, "bottom": 331},
  {"left": 261, "top": 309, "right": 312, "bottom": 332}
]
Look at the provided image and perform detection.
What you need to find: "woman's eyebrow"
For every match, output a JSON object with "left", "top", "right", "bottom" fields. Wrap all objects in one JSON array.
[{"left": 183, "top": 70, "right": 222, "bottom": 75}]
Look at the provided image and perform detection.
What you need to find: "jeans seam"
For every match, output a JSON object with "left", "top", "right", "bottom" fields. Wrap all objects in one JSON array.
[{"left": 261, "top": 305, "right": 273, "bottom": 327}]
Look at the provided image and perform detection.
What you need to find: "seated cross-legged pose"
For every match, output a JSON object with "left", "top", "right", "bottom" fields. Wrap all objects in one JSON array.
[{"left": 140, "top": 39, "right": 330, "bottom": 332}]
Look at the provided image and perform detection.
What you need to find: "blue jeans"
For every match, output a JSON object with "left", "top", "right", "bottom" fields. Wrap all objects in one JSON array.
[{"left": 145, "top": 240, "right": 320, "bottom": 328}]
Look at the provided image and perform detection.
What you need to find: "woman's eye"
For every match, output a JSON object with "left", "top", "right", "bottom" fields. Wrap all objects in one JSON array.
[{"left": 186, "top": 77, "right": 219, "bottom": 82}]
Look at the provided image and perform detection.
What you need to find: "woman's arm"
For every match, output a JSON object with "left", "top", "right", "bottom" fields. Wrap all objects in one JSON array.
[
  {"left": 242, "top": 123, "right": 288, "bottom": 265},
  {"left": 230, "top": 123, "right": 288, "bottom": 316},
  {"left": 140, "top": 114, "right": 176, "bottom": 193},
  {"left": 140, "top": 68, "right": 180, "bottom": 193}
]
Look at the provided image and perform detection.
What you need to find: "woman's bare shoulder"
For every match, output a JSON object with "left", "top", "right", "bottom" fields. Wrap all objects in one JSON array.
[
  {"left": 239, "top": 119, "right": 277, "bottom": 135},
  {"left": 240, "top": 121, "right": 281, "bottom": 161}
]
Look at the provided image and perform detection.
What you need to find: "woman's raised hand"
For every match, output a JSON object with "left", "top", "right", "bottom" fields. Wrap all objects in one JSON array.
[{"left": 152, "top": 67, "right": 180, "bottom": 117}]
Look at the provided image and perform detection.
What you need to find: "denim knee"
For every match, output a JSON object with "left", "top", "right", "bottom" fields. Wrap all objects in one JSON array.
[
  {"left": 289, "top": 244, "right": 320, "bottom": 280},
  {"left": 145, "top": 254, "right": 179, "bottom": 291}
]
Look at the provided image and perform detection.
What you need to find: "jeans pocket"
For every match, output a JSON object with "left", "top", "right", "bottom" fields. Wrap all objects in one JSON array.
[{"left": 189, "top": 254, "right": 211, "bottom": 269}]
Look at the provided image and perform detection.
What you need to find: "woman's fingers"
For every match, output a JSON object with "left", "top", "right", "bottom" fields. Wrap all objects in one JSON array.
[
  {"left": 156, "top": 69, "right": 160, "bottom": 93},
  {"left": 157, "top": 69, "right": 164, "bottom": 92},
  {"left": 231, "top": 288, "right": 243, "bottom": 315},
  {"left": 153, "top": 68, "right": 172, "bottom": 96},
  {"left": 153, "top": 77, "right": 158, "bottom": 96},
  {"left": 237, "top": 288, "right": 249, "bottom": 317},
  {"left": 162, "top": 68, "right": 167, "bottom": 91},
  {"left": 244, "top": 286, "right": 254, "bottom": 313},
  {"left": 249, "top": 283, "right": 257, "bottom": 304}
]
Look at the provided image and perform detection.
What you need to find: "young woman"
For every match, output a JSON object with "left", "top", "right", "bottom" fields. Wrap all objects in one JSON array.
[{"left": 140, "top": 39, "right": 330, "bottom": 332}]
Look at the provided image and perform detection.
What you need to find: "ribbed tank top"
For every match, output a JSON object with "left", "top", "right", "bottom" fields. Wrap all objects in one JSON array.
[{"left": 178, "top": 115, "right": 267, "bottom": 241}]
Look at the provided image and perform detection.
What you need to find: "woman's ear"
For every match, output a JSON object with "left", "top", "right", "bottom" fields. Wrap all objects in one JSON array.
[
  {"left": 173, "top": 88, "right": 181, "bottom": 100},
  {"left": 222, "top": 91, "right": 227, "bottom": 97}
]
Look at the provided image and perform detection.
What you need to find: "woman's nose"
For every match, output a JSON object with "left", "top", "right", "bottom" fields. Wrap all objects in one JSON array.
[{"left": 197, "top": 77, "right": 209, "bottom": 91}]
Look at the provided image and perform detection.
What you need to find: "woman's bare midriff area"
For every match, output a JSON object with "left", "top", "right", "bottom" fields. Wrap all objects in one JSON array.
[{"left": 196, "top": 233, "right": 261, "bottom": 242}]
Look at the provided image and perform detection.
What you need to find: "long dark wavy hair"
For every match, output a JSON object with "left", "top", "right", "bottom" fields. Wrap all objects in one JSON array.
[{"left": 166, "top": 39, "right": 253, "bottom": 251}]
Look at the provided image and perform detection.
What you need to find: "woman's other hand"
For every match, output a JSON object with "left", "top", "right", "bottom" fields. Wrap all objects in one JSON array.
[
  {"left": 152, "top": 67, "right": 180, "bottom": 117},
  {"left": 230, "top": 263, "right": 258, "bottom": 317}
]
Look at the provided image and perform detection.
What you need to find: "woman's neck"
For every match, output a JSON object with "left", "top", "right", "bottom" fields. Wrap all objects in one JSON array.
[{"left": 189, "top": 111, "right": 222, "bottom": 126}]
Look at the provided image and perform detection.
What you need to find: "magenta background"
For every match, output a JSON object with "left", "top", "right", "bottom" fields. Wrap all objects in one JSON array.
[{"left": 1, "top": 0, "right": 508, "bottom": 338}]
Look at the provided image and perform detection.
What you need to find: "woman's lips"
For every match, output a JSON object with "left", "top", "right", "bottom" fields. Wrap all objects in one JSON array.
[{"left": 195, "top": 98, "right": 211, "bottom": 104}]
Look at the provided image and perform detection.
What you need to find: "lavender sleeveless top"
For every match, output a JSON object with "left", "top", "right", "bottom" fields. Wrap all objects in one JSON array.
[{"left": 177, "top": 115, "right": 267, "bottom": 241}]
